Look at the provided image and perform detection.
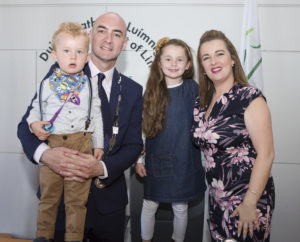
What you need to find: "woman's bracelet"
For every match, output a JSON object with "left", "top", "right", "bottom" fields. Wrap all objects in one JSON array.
[{"left": 248, "top": 189, "right": 261, "bottom": 196}]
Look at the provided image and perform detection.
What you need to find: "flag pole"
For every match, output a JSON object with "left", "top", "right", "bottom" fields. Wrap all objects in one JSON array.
[{"left": 239, "top": 0, "right": 264, "bottom": 91}]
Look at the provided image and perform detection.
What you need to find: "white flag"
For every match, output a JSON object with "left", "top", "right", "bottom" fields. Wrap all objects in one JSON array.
[{"left": 239, "top": 0, "right": 264, "bottom": 91}]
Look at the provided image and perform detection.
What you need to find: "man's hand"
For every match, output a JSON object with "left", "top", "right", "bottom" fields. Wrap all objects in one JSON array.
[
  {"left": 30, "top": 121, "right": 51, "bottom": 141},
  {"left": 61, "top": 152, "right": 105, "bottom": 182},
  {"left": 40, "top": 147, "right": 79, "bottom": 174}
]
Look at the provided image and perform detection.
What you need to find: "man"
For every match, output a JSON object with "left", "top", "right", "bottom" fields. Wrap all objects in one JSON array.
[{"left": 17, "top": 12, "right": 143, "bottom": 242}]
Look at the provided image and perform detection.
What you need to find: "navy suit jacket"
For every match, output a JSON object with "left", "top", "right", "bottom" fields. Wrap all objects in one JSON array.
[{"left": 17, "top": 63, "right": 143, "bottom": 214}]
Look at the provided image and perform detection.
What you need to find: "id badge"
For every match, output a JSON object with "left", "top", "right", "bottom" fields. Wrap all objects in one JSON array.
[{"left": 113, "top": 126, "right": 119, "bottom": 135}]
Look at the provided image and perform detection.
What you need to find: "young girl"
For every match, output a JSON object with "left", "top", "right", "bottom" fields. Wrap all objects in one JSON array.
[{"left": 135, "top": 37, "right": 206, "bottom": 242}]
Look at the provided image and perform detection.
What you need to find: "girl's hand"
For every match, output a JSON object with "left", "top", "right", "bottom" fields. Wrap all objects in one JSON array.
[
  {"left": 30, "top": 121, "right": 51, "bottom": 141},
  {"left": 94, "top": 148, "right": 104, "bottom": 161},
  {"left": 135, "top": 163, "right": 147, "bottom": 177},
  {"left": 232, "top": 200, "right": 259, "bottom": 240}
]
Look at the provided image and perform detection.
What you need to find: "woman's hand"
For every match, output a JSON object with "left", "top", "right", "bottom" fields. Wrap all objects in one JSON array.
[{"left": 232, "top": 198, "right": 259, "bottom": 240}]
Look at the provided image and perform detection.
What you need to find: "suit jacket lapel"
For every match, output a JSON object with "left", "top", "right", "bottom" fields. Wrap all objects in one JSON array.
[{"left": 83, "top": 63, "right": 91, "bottom": 78}]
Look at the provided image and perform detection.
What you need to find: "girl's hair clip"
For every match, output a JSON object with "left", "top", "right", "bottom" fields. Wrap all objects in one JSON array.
[{"left": 155, "top": 37, "right": 170, "bottom": 53}]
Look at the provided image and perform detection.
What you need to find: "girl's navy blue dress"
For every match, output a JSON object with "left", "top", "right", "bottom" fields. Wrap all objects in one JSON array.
[{"left": 144, "top": 79, "right": 206, "bottom": 203}]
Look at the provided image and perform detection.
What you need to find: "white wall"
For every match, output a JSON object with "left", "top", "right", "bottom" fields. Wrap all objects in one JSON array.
[{"left": 0, "top": 0, "right": 299, "bottom": 241}]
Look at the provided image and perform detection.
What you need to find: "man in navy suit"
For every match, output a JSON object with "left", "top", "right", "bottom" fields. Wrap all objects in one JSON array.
[{"left": 17, "top": 12, "right": 143, "bottom": 242}]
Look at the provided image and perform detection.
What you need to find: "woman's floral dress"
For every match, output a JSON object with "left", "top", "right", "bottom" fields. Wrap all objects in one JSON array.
[{"left": 191, "top": 84, "right": 275, "bottom": 242}]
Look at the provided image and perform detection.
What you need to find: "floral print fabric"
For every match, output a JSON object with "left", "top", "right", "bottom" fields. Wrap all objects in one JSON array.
[{"left": 192, "top": 84, "right": 275, "bottom": 242}]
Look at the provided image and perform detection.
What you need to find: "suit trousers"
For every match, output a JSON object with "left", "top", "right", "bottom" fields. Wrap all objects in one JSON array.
[
  {"left": 84, "top": 192, "right": 126, "bottom": 242},
  {"left": 54, "top": 194, "right": 126, "bottom": 242},
  {"left": 36, "top": 132, "right": 92, "bottom": 241}
]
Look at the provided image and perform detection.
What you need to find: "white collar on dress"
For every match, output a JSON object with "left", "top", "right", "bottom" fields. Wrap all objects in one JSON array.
[{"left": 168, "top": 81, "right": 183, "bottom": 89}]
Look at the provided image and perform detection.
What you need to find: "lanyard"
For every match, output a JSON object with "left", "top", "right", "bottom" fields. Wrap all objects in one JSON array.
[
  {"left": 94, "top": 73, "right": 122, "bottom": 189},
  {"left": 107, "top": 75, "right": 122, "bottom": 155}
]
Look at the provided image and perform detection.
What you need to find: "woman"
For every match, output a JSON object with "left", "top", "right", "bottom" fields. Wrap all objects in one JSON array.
[{"left": 191, "top": 30, "right": 275, "bottom": 242}]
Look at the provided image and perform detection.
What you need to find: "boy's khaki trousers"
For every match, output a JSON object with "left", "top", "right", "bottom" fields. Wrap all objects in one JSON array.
[{"left": 36, "top": 132, "right": 92, "bottom": 242}]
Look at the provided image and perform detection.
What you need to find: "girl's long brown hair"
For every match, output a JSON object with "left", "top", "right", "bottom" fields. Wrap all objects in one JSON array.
[
  {"left": 142, "top": 38, "right": 195, "bottom": 138},
  {"left": 197, "top": 30, "right": 249, "bottom": 109}
]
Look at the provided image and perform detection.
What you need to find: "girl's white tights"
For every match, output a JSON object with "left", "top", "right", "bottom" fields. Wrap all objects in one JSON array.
[{"left": 141, "top": 199, "right": 188, "bottom": 242}]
